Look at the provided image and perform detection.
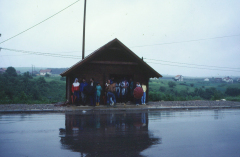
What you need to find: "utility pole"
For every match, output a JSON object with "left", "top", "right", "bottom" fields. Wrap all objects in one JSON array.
[
  {"left": 82, "top": 0, "right": 87, "bottom": 60},
  {"left": 32, "top": 65, "right": 33, "bottom": 76}
]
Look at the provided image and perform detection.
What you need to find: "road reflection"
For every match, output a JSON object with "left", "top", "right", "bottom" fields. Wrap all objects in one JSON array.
[{"left": 59, "top": 112, "right": 161, "bottom": 156}]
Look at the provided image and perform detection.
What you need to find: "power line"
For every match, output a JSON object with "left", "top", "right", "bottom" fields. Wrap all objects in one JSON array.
[
  {"left": 1, "top": 48, "right": 82, "bottom": 59},
  {"left": 131, "top": 34, "right": 240, "bottom": 48},
  {"left": 0, "top": 0, "right": 80, "bottom": 45},
  {"left": 0, "top": 50, "right": 93, "bottom": 56},
  {"left": 144, "top": 58, "right": 240, "bottom": 70},
  {"left": 58, "top": 49, "right": 94, "bottom": 53},
  {"left": 1, "top": 47, "right": 240, "bottom": 72},
  {"left": 146, "top": 61, "right": 240, "bottom": 72}
]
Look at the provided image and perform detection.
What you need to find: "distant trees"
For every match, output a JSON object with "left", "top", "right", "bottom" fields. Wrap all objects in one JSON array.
[
  {"left": 50, "top": 68, "right": 68, "bottom": 74},
  {"left": 225, "top": 87, "right": 240, "bottom": 96},
  {"left": 5, "top": 67, "right": 17, "bottom": 77},
  {"left": 159, "top": 86, "right": 166, "bottom": 92},
  {"left": 168, "top": 81, "right": 176, "bottom": 88},
  {"left": 23, "top": 71, "right": 32, "bottom": 79},
  {"left": 0, "top": 67, "right": 65, "bottom": 104},
  {"left": 149, "top": 85, "right": 225, "bottom": 101},
  {"left": 45, "top": 73, "right": 50, "bottom": 77},
  {"left": 60, "top": 77, "right": 66, "bottom": 81}
]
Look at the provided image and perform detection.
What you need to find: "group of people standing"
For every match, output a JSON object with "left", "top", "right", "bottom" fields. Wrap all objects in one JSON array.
[{"left": 71, "top": 77, "right": 147, "bottom": 107}]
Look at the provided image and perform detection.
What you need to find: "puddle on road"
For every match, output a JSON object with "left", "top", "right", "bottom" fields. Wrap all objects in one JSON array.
[{"left": 1, "top": 109, "right": 240, "bottom": 157}]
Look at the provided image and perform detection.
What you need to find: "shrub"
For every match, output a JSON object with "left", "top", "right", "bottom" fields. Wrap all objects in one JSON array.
[
  {"left": 159, "top": 86, "right": 166, "bottom": 92},
  {"left": 45, "top": 74, "right": 50, "bottom": 77},
  {"left": 179, "top": 83, "right": 188, "bottom": 86},
  {"left": 168, "top": 81, "right": 176, "bottom": 88},
  {"left": 225, "top": 87, "right": 240, "bottom": 96},
  {"left": 218, "top": 84, "right": 226, "bottom": 87},
  {"left": 0, "top": 67, "right": 65, "bottom": 104},
  {"left": 164, "top": 94, "right": 174, "bottom": 101},
  {"left": 149, "top": 92, "right": 160, "bottom": 101},
  {"left": 190, "top": 83, "right": 194, "bottom": 87},
  {"left": 5, "top": 67, "right": 17, "bottom": 77},
  {"left": 225, "top": 96, "right": 240, "bottom": 101},
  {"left": 60, "top": 77, "right": 66, "bottom": 81}
]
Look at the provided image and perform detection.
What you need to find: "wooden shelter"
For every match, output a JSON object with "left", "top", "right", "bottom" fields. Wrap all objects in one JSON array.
[{"left": 60, "top": 38, "right": 162, "bottom": 103}]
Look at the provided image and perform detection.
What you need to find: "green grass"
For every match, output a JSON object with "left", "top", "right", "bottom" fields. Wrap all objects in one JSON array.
[
  {"left": 225, "top": 96, "right": 240, "bottom": 101},
  {"left": 150, "top": 79, "right": 240, "bottom": 93},
  {"left": 33, "top": 75, "right": 65, "bottom": 84},
  {"left": 149, "top": 79, "right": 240, "bottom": 101}
]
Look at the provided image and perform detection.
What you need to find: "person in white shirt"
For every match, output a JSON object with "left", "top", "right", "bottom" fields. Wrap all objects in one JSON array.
[{"left": 120, "top": 78, "right": 129, "bottom": 105}]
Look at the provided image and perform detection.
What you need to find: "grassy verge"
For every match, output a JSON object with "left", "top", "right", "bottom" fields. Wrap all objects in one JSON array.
[{"left": 149, "top": 79, "right": 240, "bottom": 101}]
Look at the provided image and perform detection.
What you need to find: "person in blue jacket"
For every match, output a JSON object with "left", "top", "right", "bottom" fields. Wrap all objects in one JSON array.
[{"left": 80, "top": 78, "right": 88, "bottom": 105}]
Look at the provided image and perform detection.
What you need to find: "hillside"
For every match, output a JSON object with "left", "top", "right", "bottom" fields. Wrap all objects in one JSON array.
[
  {"left": 149, "top": 79, "right": 240, "bottom": 101},
  {"left": 13, "top": 67, "right": 68, "bottom": 75}
]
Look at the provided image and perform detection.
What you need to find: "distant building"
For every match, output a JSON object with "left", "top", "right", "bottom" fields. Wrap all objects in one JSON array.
[
  {"left": 16, "top": 71, "right": 21, "bottom": 75},
  {"left": 39, "top": 69, "right": 52, "bottom": 76},
  {"left": 174, "top": 75, "right": 183, "bottom": 81},
  {"left": 32, "top": 71, "right": 39, "bottom": 75},
  {"left": 222, "top": 76, "right": 233, "bottom": 83},
  {"left": 204, "top": 78, "right": 209, "bottom": 81},
  {"left": 237, "top": 78, "right": 240, "bottom": 82},
  {"left": 214, "top": 78, "right": 222, "bottom": 82},
  {"left": 0, "top": 68, "right": 6, "bottom": 74}
]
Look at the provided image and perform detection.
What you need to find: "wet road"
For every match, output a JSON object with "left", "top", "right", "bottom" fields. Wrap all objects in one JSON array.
[{"left": 0, "top": 109, "right": 240, "bottom": 157}]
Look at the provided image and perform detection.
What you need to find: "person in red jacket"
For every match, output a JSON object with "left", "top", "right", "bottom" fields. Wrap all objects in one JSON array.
[
  {"left": 72, "top": 78, "right": 80, "bottom": 104},
  {"left": 134, "top": 82, "right": 143, "bottom": 106}
]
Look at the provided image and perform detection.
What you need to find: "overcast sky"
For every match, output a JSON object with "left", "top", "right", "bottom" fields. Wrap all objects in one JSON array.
[{"left": 0, "top": 0, "right": 240, "bottom": 77}]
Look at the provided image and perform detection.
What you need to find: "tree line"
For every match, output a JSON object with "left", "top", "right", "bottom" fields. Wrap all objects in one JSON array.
[
  {"left": 0, "top": 67, "right": 65, "bottom": 104},
  {"left": 1, "top": 67, "right": 239, "bottom": 104},
  {"left": 149, "top": 81, "right": 240, "bottom": 101}
]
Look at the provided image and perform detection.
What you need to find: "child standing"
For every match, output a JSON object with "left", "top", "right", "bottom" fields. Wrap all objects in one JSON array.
[
  {"left": 96, "top": 82, "right": 102, "bottom": 106},
  {"left": 141, "top": 84, "right": 147, "bottom": 105}
]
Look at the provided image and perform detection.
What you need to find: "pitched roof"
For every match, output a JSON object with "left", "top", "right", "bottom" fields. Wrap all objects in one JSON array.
[
  {"left": 175, "top": 75, "right": 182, "bottom": 77},
  {"left": 60, "top": 38, "right": 162, "bottom": 78},
  {"left": 40, "top": 69, "right": 51, "bottom": 73}
]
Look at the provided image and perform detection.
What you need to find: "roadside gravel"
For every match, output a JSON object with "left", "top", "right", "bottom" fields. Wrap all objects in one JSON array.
[{"left": 1, "top": 100, "right": 240, "bottom": 112}]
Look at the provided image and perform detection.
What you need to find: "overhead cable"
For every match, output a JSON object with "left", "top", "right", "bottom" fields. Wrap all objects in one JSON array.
[
  {"left": 0, "top": 0, "right": 80, "bottom": 45},
  {"left": 1, "top": 48, "right": 81, "bottom": 59},
  {"left": 144, "top": 58, "right": 240, "bottom": 70},
  {"left": 146, "top": 61, "right": 240, "bottom": 72},
  {"left": 1, "top": 47, "right": 240, "bottom": 72},
  {"left": 131, "top": 34, "right": 240, "bottom": 48}
]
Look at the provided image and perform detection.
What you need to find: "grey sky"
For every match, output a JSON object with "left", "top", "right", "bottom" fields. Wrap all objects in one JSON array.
[{"left": 0, "top": 0, "right": 240, "bottom": 77}]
